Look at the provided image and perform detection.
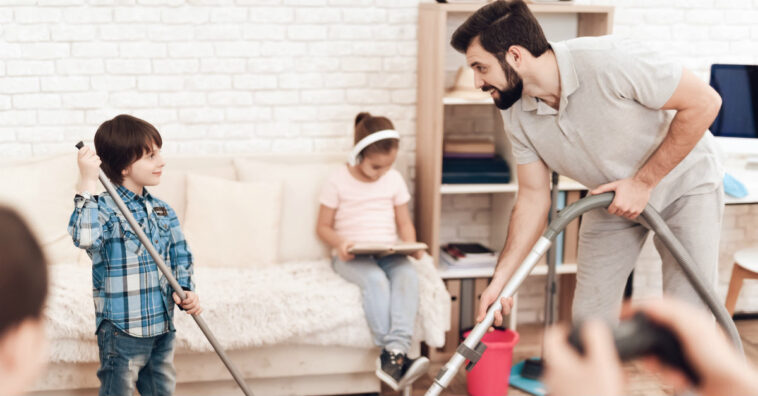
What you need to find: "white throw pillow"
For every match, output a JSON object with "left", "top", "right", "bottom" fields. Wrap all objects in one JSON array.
[
  {"left": 234, "top": 159, "right": 341, "bottom": 262},
  {"left": 0, "top": 154, "right": 80, "bottom": 264},
  {"left": 148, "top": 169, "right": 187, "bottom": 224},
  {"left": 183, "top": 173, "right": 282, "bottom": 268}
]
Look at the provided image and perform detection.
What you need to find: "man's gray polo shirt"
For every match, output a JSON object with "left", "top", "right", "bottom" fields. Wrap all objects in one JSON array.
[{"left": 503, "top": 36, "right": 722, "bottom": 209}]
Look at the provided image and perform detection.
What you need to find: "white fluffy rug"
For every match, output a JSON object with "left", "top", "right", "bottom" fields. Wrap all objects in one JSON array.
[{"left": 45, "top": 255, "right": 450, "bottom": 363}]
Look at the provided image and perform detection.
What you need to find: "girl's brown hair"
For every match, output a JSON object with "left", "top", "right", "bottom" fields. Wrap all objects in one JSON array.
[{"left": 354, "top": 112, "right": 399, "bottom": 157}]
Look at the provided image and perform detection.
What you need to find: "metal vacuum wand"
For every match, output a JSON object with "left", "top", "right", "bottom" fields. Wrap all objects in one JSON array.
[
  {"left": 75, "top": 141, "right": 254, "bottom": 396},
  {"left": 425, "top": 192, "right": 742, "bottom": 396}
]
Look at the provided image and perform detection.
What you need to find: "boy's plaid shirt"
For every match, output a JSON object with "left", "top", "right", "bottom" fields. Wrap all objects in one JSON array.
[{"left": 68, "top": 185, "right": 194, "bottom": 337}]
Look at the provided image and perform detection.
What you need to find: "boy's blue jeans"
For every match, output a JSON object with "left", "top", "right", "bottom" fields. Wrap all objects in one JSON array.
[
  {"left": 333, "top": 254, "right": 419, "bottom": 353},
  {"left": 96, "top": 320, "right": 176, "bottom": 396}
]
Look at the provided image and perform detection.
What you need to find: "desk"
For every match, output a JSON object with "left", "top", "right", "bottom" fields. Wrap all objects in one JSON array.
[{"left": 724, "top": 166, "right": 758, "bottom": 204}]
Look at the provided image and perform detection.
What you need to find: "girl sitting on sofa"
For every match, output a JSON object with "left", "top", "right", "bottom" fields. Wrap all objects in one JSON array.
[{"left": 316, "top": 112, "right": 430, "bottom": 391}]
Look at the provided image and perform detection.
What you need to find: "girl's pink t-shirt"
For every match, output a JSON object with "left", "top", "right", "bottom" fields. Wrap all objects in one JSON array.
[{"left": 319, "top": 165, "right": 411, "bottom": 244}]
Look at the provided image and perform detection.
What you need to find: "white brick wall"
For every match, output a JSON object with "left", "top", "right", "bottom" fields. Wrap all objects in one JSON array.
[
  {"left": 0, "top": 0, "right": 419, "bottom": 157},
  {"left": 2, "top": 0, "right": 758, "bottom": 323},
  {"left": 3, "top": 0, "right": 755, "bottom": 156}
]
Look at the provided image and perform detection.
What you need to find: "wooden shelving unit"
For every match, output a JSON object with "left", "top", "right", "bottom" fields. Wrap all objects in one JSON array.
[
  {"left": 414, "top": 0, "right": 614, "bottom": 357},
  {"left": 415, "top": 0, "right": 614, "bottom": 265}
]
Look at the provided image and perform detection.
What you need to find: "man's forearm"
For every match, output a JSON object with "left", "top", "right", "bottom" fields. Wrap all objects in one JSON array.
[
  {"left": 635, "top": 104, "right": 718, "bottom": 189},
  {"left": 492, "top": 193, "right": 551, "bottom": 287}
]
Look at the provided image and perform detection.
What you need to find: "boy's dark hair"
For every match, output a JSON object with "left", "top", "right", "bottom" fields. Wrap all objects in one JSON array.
[
  {"left": 94, "top": 114, "right": 163, "bottom": 185},
  {"left": 354, "top": 112, "right": 399, "bottom": 157},
  {"left": 451, "top": 0, "right": 550, "bottom": 59},
  {"left": 0, "top": 207, "right": 47, "bottom": 337}
]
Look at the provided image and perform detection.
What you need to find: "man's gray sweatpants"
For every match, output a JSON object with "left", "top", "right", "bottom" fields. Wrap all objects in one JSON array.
[{"left": 572, "top": 187, "right": 724, "bottom": 323}]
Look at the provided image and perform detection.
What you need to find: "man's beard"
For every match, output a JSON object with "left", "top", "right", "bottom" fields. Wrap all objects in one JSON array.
[{"left": 482, "top": 61, "right": 523, "bottom": 110}]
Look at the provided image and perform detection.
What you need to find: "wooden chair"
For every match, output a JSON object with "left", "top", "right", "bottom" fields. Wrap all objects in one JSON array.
[{"left": 725, "top": 247, "right": 758, "bottom": 315}]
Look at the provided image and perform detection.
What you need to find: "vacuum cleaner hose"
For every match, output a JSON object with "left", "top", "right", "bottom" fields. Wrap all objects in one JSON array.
[
  {"left": 544, "top": 193, "right": 743, "bottom": 353},
  {"left": 426, "top": 192, "right": 742, "bottom": 396}
]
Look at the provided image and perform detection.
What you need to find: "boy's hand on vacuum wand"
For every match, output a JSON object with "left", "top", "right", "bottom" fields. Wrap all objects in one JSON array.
[
  {"left": 76, "top": 145, "right": 101, "bottom": 194},
  {"left": 173, "top": 291, "right": 203, "bottom": 315}
]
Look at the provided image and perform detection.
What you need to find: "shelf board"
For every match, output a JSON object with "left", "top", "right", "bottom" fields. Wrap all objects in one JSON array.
[
  {"left": 441, "top": 183, "right": 518, "bottom": 194},
  {"left": 443, "top": 96, "right": 493, "bottom": 105},
  {"left": 420, "top": 1, "right": 613, "bottom": 15},
  {"left": 440, "top": 178, "right": 587, "bottom": 194},
  {"left": 437, "top": 262, "right": 577, "bottom": 279},
  {"left": 526, "top": 3, "right": 614, "bottom": 14},
  {"left": 557, "top": 176, "right": 588, "bottom": 191}
]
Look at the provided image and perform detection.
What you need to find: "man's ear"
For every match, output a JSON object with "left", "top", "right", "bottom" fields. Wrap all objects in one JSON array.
[
  {"left": 121, "top": 166, "right": 130, "bottom": 177},
  {"left": 506, "top": 45, "right": 522, "bottom": 69}
]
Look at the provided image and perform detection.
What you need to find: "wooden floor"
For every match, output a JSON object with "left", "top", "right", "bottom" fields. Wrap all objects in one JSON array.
[{"left": 371, "top": 319, "right": 758, "bottom": 396}]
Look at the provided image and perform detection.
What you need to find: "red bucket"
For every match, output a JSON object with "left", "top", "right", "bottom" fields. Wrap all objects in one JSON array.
[{"left": 463, "top": 329, "right": 520, "bottom": 396}]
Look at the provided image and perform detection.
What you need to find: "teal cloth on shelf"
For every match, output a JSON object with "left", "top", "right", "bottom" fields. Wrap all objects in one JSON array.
[{"left": 724, "top": 173, "right": 748, "bottom": 198}]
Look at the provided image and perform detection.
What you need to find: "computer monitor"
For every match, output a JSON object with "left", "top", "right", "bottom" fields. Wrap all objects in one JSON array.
[{"left": 709, "top": 64, "right": 758, "bottom": 155}]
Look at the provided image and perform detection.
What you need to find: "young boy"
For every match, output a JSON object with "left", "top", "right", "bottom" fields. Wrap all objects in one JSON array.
[
  {"left": 68, "top": 114, "right": 201, "bottom": 396},
  {"left": 0, "top": 207, "right": 49, "bottom": 396}
]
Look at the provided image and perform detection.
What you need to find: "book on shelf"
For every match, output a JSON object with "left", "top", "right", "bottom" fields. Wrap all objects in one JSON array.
[
  {"left": 440, "top": 243, "right": 497, "bottom": 267},
  {"left": 442, "top": 155, "right": 511, "bottom": 184},
  {"left": 443, "top": 152, "right": 496, "bottom": 159},
  {"left": 440, "top": 250, "right": 496, "bottom": 268},
  {"left": 348, "top": 242, "right": 428, "bottom": 256},
  {"left": 443, "top": 138, "right": 495, "bottom": 155},
  {"left": 447, "top": 242, "right": 494, "bottom": 256},
  {"left": 437, "top": 260, "right": 495, "bottom": 275}
]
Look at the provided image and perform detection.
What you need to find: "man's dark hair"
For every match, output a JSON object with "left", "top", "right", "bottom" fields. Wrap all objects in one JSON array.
[
  {"left": 0, "top": 207, "right": 47, "bottom": 337},
  {"left": 451, "top": 0, "right": 550, "bottom": 59},
  {"left": 94, "top": 114, "right": 163, "bottom": 185}
]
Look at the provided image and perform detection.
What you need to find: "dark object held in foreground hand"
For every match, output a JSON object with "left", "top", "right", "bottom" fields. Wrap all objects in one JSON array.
[{"left": 568, "top": 312, "right": 700, "bottom": 385}]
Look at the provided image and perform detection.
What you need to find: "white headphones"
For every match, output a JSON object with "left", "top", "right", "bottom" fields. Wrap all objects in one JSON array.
[{"left": 348, "top": 129, "right": 400, "bottom": 166}]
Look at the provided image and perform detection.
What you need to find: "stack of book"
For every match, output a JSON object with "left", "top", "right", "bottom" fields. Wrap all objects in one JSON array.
[
  {"left": 443, "top": 137, "right": 495, "bottom": 159},
  {"left": 442, "top": 137, "right": 510, "bottom": 184},
  {"left": 439, "top": 243, "right": 497, "bottom": 268}
]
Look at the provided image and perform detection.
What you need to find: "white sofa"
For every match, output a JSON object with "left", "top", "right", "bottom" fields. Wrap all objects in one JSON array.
[{"left": 0, "top": 151, "right": 450, "bottom": 396}]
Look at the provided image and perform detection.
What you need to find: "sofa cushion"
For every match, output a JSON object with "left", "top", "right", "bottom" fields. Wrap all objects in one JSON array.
[
  {"left": 183, "top": 173, "right": 282, "bottom": 268},
  {"left": 147, "top": 169, "right": 187, "bottom": 223},
  {"left": 0, "top": 153, "right": 81, "bottom": 264},
  {"left": 234, "top": 159, "right": 342, "bottom": 262},
  {"left": 147, "top": 158, "right": 237, "bottom": 224},
  {"left": 43, "top": 254, "right": 450, "bottom": 363}
]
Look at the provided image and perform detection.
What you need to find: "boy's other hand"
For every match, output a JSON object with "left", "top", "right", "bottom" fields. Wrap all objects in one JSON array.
[
  {"left": 337, "top": 240, "right": 355, "bottom": 262},
  {"left": 77, "top": 145, "right": 101, "bottom": 192},
  {"left": 173, "top": 291, "right": 202, "bottom": 315}
]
